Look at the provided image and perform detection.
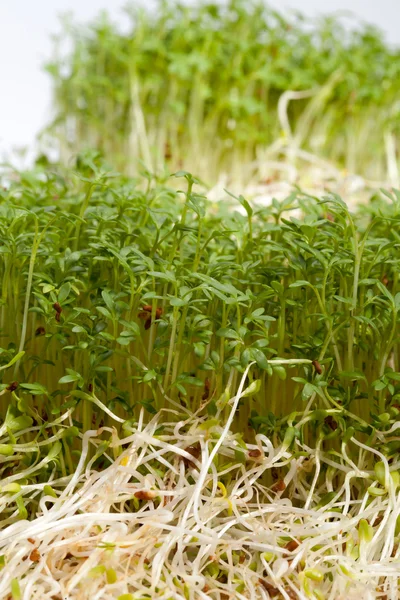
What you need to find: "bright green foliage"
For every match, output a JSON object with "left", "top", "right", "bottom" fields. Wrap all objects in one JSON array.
[
  {"left": 1, "top": 155, "right": 400, "bottom": 512},
  {"left": 1, "top": 156, "right": 400, "bottom": 425},
  {"left": 45, "top": 0, "right": 400, "bottom": 183}
]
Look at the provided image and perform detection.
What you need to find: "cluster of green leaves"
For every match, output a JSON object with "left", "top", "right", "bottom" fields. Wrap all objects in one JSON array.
[
  {"left": 45, "top": 0, "right": 400, "bottom": 182},
  {"left": 1, "top": 155, "right": 400, "bottom": 522},
  {"left": 1, "top": 155, "right": 400, "bottom": 434}
]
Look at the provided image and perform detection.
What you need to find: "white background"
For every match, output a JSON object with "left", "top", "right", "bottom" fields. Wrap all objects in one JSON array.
[{"left": 1, "top": 0, "right": 398, "bottom": 161}]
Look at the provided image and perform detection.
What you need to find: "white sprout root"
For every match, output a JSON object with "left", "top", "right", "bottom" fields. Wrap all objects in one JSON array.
[{"left": 0, "top": 387, "right": 399, "bottom": 599}]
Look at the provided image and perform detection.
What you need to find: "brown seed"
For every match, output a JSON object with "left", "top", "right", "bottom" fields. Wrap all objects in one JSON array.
[
  {"left": 382, "top": 275, "right": 389, "bottom": 286},
  {"left": 324, "top": 415, "right": 338, "bottom": 431},
  {"left": 140, "top": 305, "right": 162, "bottom": 317},
  {"left": 6, "top": 381, "right": 18, "bottom": 392},
  {"left": 53, "top": 302, "right": 62, "bottom": 314},
  {"left": 139, "top": 305, "right": 162, "bottom": 329},
  {"left": 164, "top": 142, "right": 172, "bottom": 161},
  {"left": 271, "top": 479, "right": 286, "bottom": 493},
  {"left": 284, "top": 540, "right": 299, "bottom": 552},
  {"left": 55, "top": 312, "right": 61, "bottom": 322},
  {"left": 248, "top": 449, "right": 262, "bottom": 459},
  {"left": 28, "top": 538, "right": 35, "bottom": 544},
  {"left": 312, "top": 360, "right": 322, "bottom": 374},
  {"left": 271, "top": 467, "right": 279, "bottom": 480},
  {"left": 134, "top": 490, "right": 157, "bottom": 500},
  {"left": 259, "top": 578, "right": 279, "bottom": 594},
  {"left": 138, "top": 310, "right": 150, "bottom": 321},
  {"left": 182, "top": 443, "right": 201, "bottom": 468},
  {"left": 29, "top": 548, "right": 40, "bottom": 562},
  {"left": 202, "top": 584, "right": 210, "bottom": 593},
  {"left": 373, "top": 514, "right": 384, "bottom": 526},
  {"left": 35, "top": 326, "right": 46, "bottom": 336},
  {"left": 202, "top": 377, "right": 211, "bottom": 401}
]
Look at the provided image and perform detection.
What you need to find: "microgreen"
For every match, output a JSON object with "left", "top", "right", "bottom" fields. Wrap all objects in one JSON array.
[
  {"left": 45, "top": 0, "right": 400, "bottom": 186},
  {"left": 1, "top": 159, "right": 400, "bottom": 444},
  {"left": 2, "top": 156, "right": 400, "bottom": 596}
]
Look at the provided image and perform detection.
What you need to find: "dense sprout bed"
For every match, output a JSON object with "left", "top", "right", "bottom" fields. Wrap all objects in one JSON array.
[
  {"left": 1, "top": 158, "right": 400, "bottom": 598},
  {"left": 45, "top": 0, "right": 400, "bottom": 185},
  {"left": 1, "top": 399, "right": 400, "bottom": 600}
]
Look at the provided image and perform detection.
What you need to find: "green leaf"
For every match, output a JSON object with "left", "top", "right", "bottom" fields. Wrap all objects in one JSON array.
[
  {"left": 101, "top": 290, "right": 114, "bottom": 312},
  {"left": 16, "top": 496, "right": 27, "bottom": 519},
  {"left": 338, "top": 370, "right": 367, "bottom": 381},
  {"left": 19, "top": 382, "right": 48, "bottom": 396},
  {"left": 47, "top": 441, "right": 62, "bottom": 461},
  {"left": 194, "top": 342, "right": 205, "bottom": 357},
  {"left": 169, "top": 297, "right": 186, "bottom": 307},
  {"left": 96, "top": 306, "right": 112, "bottom": 319},
  {"left": 199, "top": 418, "right": 219, "bottom": 430},
  {"left": 72, "top": 325, "right": 87, "bottom": 333},
  {"left": 333, "top": 295, "right": 353, "bottom": 305},
  {"left": 216, "top": 328, "right": 241, "bottom": 340},
  {"left": 302, "top": 382, "right": 316, "bottom": 401},
  {"left": 289, "top": 280, "right": 311, "bottom": 289},
  {"left": 358, "top": 518, "right": 373, "bottom": 543},
  {"left": 238, "top": 195, "right": 253, "bottom": 217},
  {"left": 386, "top": 371, "right": 400, "bottom": 381},
  {"left": 241, "top": 379, "right": 261, "bottom": 397},
  {"left": 272, "top": 365, "right": 286, "bottom": 380},
  {"left": 58, "top": 375, "right": 77, "bottom": 384},
  {"left": 106, "top": 568, "right": 117, "bottom": 584},
  {"left": 4, "top": 405, "right": 33, "bottom": 432},
  {"left": 147, "top": 270, "right": 176, "bottom": 283},
  {"left": 377, "top": 281, "right": 394, "bottom": 303},
  {"left": 58, "top": 282, "right": 71, "bottom": 303},
  {"left": 282, "top": 426, "right": 296, "bottom": 449},
  {"left": 0, "top": 445, "right": 14, "bottom": 456},
  {"left": 95, "top": 366, "right": 113, "bottom": 372},
  {"left": 2, "top": 483, "right": 21, "bottom": 493},
  {"left": 271, "top": 281, "right": 284, "bottom": 296},
  {"left": 372, "top": 379, "right": 387, "bottom": 391},
  {"left": 0, "top": 351, "right": 25, "bottom": 372},
  {"left": 359, "top": 278, "right": 379, "bottom": 286},
  {"left": 250, "top": 348, "right": 268, "bottom": 370},
  {"left": 11, "top": 579, "right": 21, "bottom": 600},
  {"left": 374, "top": 461, "right": 386, "bottom": 486}
]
